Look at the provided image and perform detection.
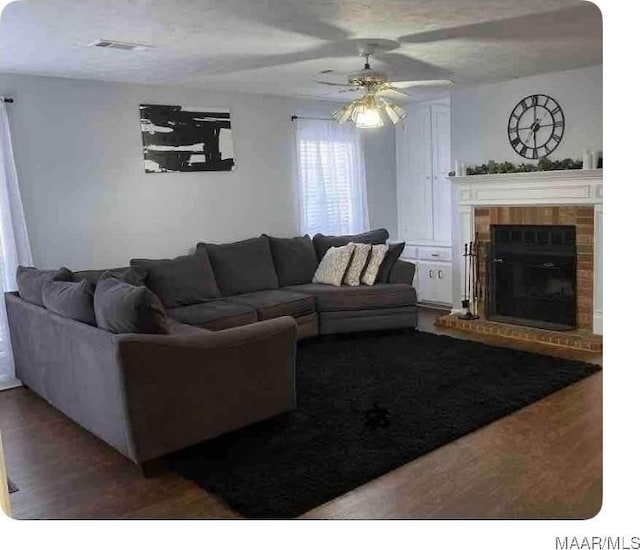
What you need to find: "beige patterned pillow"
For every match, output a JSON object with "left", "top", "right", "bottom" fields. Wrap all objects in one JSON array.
[
  {"left": 361, "top": 244, "right": 389, "bottom": 286},
  {"left": 344, "top": 243, "right": 372, "bottom": 286},
  {"left": 312, "top": 243, "right": 356, "bottom": 287}
]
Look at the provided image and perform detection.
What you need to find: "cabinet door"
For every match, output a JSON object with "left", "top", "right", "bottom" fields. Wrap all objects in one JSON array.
[
  {"left": 417, "top": 261, "right": 453, "bottom": 305},
  {"left": 431, "top": 104, "right": 452, "bottom": 244},
  {"left": 396, "top": 105, "right": 432, "bottom": 242},
  {"left": 433, "top": 263, "right": 453, "bottom": 305},
  {"left": 417, "top": 261, "right": 438, "bottom": 303}
]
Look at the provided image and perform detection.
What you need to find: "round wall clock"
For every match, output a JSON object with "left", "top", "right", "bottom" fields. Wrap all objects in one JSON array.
[{"left": 507, "top": 94, "right": 565, "bottom": 159}]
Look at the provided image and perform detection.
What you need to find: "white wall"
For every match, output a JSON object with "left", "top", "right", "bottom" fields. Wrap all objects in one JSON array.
[
  {"left": 361, "top": 124, "right": 397, "bottom": 239},
  {"left": 452, "top": 65, "right": 602, "bottom": 166},
  {"left": 0, "top": 73, "right": 396, "bottom": 269}
]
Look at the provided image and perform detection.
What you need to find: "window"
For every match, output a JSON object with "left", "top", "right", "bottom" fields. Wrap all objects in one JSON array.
[{"left": 295, "top": 118, "right": 369, "bottom": 235}]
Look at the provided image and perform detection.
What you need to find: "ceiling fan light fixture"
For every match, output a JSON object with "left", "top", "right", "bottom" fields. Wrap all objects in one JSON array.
[
  {"left": 381, "top": 99, "right": 406, "bottom": 125},
  {"left": 352, "top": 103, "right": 384, "bottom": 129},
  {"left": 332, "top": 103, "right": 354, "bottom": 124}
]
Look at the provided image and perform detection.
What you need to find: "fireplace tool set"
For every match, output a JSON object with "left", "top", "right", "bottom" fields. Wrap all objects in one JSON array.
[{"left": 459, "top": 235, "right": 480, "bottom": 320}]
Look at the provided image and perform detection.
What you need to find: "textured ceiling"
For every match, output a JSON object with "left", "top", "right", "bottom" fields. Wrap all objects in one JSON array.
[{"left": 0, "top": 0, "right": 602, "bottom": 100}]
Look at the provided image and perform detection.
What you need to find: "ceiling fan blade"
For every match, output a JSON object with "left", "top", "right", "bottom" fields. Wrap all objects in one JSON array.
[
  {"left": 380, "top": 85, "right": 410, "bottom": 96},
  {"left": 376, "top": 52, "right": 454, "bottom": 82},
  {"left": 377, "top": 88, "right": 412, "bottom": 101},
  {"left": 398, "top": 5, "right": 601, "bottom": 45},
  {"left": 315, "top": 80, "right": 358, "bottom": 87},
  {"left": 388, "top": 79, "right": 454, "bottom": 88}
]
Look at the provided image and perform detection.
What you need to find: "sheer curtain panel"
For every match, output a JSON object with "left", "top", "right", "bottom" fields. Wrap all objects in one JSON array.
[
  {"left": 295, "top": 118, "right": 369, "bottom": 236},
  {"left": 0, "top": 100, "right": 32, "bottom": 390}
]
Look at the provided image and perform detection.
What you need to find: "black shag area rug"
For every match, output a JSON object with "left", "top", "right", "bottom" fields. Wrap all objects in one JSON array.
[{"left": 169, "top": 330, "right": 599, "bottom": 518}]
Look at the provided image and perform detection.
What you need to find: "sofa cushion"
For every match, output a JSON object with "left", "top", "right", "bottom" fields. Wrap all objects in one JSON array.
[
  {"left": 42, "top": 279, "right": 96, "bottom": 325},
  {"left": 312, "top": 228, "right": 389, "bottom": 260},
  {"left": 166, "top": 300, "right": 258, "bottom": 331},
  {"left": 16, "top": 266, "right": 72, "bottom": 306},
  {"left": 227, "top": 290, "right": 315, "bottom": 320},
  {"left": 285, "top": 283, "right": 416, "bottom": 312},
  {"left": 376, "top": 242, "right": 406, "bottom": 283},
  {"left": 94, "top": 275, "right": 170, "bottom": 335},
  {"left": 73, "top": 266, "right": 144, "bottom": 287},
  {"left": 265, "top": 234, "right": 318, "bottom": 286},
  {"left": 131, "top": 250, "right": 220, "bottom": 308},
  {"left": 197, "top": 236, "right": 279, "bottom": 296}
]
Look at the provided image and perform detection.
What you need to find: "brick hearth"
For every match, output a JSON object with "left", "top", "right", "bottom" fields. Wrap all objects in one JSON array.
[{"left": 435, "top": 315, "right": 602, "bottom": 352}]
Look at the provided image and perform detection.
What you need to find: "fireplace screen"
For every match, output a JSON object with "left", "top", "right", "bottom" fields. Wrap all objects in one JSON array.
[{"left": 485, "top": 225, "right": 577, "bottom": 331}]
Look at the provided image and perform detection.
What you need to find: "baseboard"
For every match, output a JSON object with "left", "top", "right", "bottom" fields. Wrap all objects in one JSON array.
[
  {"left": 417, "top": 302, "right": 452, "bottom": 311},
  {"left": 0, "top": 375, "right": 23, "bottom": 392},
  {"left": 593, "top": 311, "right": 603, "bottom": 335}
]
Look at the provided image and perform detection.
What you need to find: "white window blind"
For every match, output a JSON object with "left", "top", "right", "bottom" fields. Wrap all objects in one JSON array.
[{"left": 295, "top": 118, "right": 369, "bottom": 236}]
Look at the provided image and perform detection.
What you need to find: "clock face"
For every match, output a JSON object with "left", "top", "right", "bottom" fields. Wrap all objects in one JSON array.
[{"left": 507, "top": 94, "right": 565, "bottom": 159}]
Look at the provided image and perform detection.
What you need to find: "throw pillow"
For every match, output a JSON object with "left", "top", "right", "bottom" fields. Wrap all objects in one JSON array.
[
  {"left": 343, "top": 243, "right": 372, "bottom": 286},
  {"left": 265, "top": 234, "right": 318, "bottom": 286},
  {"left": 197, "top": 235, "right": 279, "bottom": 296},
  {"left": 376, "top": 242, "right": 406, "bottom": 283},
  {"left": 42, "top": 279, "right": 96, "bottom": 325},
  {"left": 312, "top": 243, "right": 356, "bottom": 287},
  {"left": 94, "top": 274, "right": 170, "bottom": 334},
  {"left": 312, "top": 228, "right": 389, "bottom": 260},
  {"left": 16, "top": 266, "right": 72, "bottom": 306},
  {"left": 361, "top": 244, "right": 389, "bottom": 286},
  {"left": 131, "top": 249, "right": 220, "bottom": 308}
]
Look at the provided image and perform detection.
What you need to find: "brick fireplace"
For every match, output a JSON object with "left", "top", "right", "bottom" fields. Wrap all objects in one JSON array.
[
  {"left": 475, "top": 206, "right": 594, "bottom": 331},
  {"left": 437, "top": 170, "right": 602, "bottom": 352}
]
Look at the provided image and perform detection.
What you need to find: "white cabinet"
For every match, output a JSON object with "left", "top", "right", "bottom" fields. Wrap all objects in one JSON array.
[
  {"left": 417, "top": 261, "right": 453, "bottom": 305},
  {"left": 396, "top": 99, "right": 453, "bottom": 306}
]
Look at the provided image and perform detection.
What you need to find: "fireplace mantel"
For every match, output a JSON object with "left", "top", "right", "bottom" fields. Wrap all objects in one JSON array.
[
  {"left": 450, "top": 169, "right": 603, "bottom": 335},
  {"left": 449, "top": 169, "right": 603, "bottom": 207}
]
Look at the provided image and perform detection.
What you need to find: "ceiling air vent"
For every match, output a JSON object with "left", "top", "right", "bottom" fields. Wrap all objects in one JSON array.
[{"left": 88, "top": 39, "right": 151, "bottom": 51}]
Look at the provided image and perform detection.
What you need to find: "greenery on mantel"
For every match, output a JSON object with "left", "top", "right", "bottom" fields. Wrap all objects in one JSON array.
[{"left": 448, "top": 156, "right": 602, "bottom": 177}]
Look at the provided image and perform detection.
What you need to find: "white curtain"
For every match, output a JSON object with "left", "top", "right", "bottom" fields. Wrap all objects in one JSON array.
[
  {"left": 295, "top": 118, "right": 369, "bottom": 236},
  {"left": 0, "top": 100, "right": 32, "bottom": 389}
]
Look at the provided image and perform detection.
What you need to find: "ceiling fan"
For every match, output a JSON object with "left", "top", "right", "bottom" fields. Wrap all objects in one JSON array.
[{"left": 315, "top": 43, "right": 453, "bottom": 129}]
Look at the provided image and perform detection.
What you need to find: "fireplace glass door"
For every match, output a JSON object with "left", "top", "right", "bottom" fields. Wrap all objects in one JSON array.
[{"left": 486, "top": 225, "right": 577, "bottom": 331}]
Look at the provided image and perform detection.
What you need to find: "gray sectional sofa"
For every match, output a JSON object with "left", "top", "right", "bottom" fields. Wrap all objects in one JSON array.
[{"left": 6, "top": 228, "right": 417, "bottom": 473}]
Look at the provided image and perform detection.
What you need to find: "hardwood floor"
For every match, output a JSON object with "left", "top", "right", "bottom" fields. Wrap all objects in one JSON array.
[{"left": 0, "top": 309, "right": 602, "bottom": 519}]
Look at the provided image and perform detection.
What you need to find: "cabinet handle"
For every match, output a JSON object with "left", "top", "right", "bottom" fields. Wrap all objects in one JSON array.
[
  {"left": 431, "top": 253, "right": 440, "bottom": 257},
  {"left": 429, "top": 269, "right": 434, "bottom": 278},
  {"left": 438, "top": 270, "right": 444, "bottom": 279}
]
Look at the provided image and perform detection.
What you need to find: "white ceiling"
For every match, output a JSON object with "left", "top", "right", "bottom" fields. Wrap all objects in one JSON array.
[{"left": 0, "top": 0, "right": 602, "bottom": 100}]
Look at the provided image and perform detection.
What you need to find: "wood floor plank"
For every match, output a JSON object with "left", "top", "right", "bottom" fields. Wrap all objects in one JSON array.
[{"left": 0, "top": 309, "right": 602, "bottom": 519}]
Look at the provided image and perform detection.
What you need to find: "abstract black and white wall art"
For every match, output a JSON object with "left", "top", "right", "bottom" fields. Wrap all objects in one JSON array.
[{"left": 139, "top": 104, "right": 235, "bottom": 173}]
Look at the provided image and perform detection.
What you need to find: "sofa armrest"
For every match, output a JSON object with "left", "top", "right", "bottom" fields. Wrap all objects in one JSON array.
[
  {"left": 388, "top": 259, "right": 416, "bottom": 286},
  {"left": 116, "top": 316, "right": 298, "bottom": 463}
]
